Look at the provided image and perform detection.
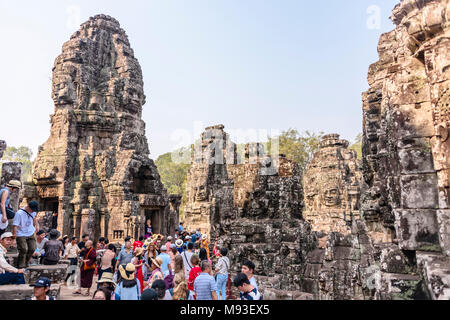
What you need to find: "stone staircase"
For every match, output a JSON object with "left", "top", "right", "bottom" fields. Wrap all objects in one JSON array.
[{"left": 0, "top": 247, "right": 69, "bottom": 300}]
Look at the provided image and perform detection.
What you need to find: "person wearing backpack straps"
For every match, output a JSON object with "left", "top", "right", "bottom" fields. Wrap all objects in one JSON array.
[
  {"left": 0, "top": 180, "right": 22, "bottom": 236},
  {"left": 12, "top": 200, "right": 39, "bottom": 269},
  {"left": 214, "top": 247, "right": 230, "bottom": 300}
]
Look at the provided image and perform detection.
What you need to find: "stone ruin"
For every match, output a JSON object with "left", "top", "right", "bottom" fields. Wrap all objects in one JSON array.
[
  {"left": 22, "top": 15, "right": 173, "bottom": 244},
  {"left": 301, "top": 0, "right": 450, "bottom": 300},
  {"left": 303, "top": 134, "right": 362, "bottom": 236},
  {"left": 183, "top": 125, "right": 316, "bottom": 295},
  {"left": 360, "top": 0, "right": 450, "bottom": 299}
]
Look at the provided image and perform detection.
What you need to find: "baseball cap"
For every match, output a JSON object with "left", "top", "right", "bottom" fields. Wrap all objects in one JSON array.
[
  {"left": 0, "top": 232, "right": 13, "bottom": 240},
  {"left": 30, "top": 277, "right": 51, "bottom": 288},
  {"left": 160, "top": 245, "right": 167, "bottom": 251}
]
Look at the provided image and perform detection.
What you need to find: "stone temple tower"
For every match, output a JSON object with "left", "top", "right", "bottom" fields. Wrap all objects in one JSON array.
[{"left": 24, "top": 15, "right": 170, "bottom": 243}]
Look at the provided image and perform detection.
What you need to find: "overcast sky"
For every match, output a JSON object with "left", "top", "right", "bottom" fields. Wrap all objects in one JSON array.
[{"left": 0, "top": 0, "right": 399, "bottom": 160}]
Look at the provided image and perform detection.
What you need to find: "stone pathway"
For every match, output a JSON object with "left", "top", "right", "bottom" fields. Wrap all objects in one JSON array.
[{"left": 58, "top": 278, "right": 98, "bottom": 300}]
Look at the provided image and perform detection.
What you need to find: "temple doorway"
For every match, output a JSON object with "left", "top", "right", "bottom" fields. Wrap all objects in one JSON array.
[{"left": 144, "top": 208, "right": 163, "bottom": 235}]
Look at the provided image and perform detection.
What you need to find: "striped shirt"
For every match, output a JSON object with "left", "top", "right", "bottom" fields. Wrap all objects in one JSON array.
[
  {"left": 194, "top": 273, "right": 217, "bottom": 300},
  {"left": 240, "top": 287, "right": 262, "bottom": 300}
]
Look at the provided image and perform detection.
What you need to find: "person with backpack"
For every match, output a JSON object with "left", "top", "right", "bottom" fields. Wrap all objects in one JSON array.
[
  {"left": 214, "top": 247, "right": 230, "bottom": 300},
  {"left": 42, "top": 229, "right": 64, "bottom": 265},
  {"left": 115, "top": 263, "right": 141, "bottom": 300},
  {"left": 181, "top": 242, "right": 194, "bottom": 280},
  {"left": 0, "top": 180, "right": 21, "bottom": 236},
  {"left": 12, "top": 200, "right": 39, "bottom": 268}
]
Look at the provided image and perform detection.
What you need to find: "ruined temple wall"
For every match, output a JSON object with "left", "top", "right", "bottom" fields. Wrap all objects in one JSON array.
[
  {"left": 28, "top": 15, "right": 170, "bottom": 243},
  {"left": 362, "top": 0, "right": 450, "bottom": 254},
  {"left": 303, "top": 134, "right": 362, "bottom": 236}
]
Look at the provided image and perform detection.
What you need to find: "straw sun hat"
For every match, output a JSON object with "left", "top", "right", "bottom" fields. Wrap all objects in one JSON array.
[
  {"left": 6, "top": 180, "right": 21, "bottom": 189},
  {"left": 151, "top": 257, "right": 163, "bottom": 269},
  {"left": 119, "top": 263, "right": 136, "bottom": 281},
  {"left": 175, "top": 239, "right": 183, "bottom": 248}
]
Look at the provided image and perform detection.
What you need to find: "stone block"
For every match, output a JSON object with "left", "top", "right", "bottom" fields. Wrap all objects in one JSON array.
[
  {"left": 394, "top": 209, "right": 441, "bottom": 251},
  {"left": 261, "top": 288, "right": 314, "bottom": 300},
  {"left": 417, "top": 252, "right": 450, "bottom": 300},
  {"left": 0, "top": 284, "right": 60, "bottom": 300},
  {"left": 25, "top": 264, "right": 68, "bottom": 285},
  {"left": 400, "top": 174, "right": 439, "bottom": 209},
  {"left": 437, "top": 210, "right": 450, "bottom": 257}
]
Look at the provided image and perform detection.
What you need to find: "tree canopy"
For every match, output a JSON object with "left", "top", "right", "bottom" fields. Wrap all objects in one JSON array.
[{"left": 1, "top": 146, "right": 34, "bottom": 182}]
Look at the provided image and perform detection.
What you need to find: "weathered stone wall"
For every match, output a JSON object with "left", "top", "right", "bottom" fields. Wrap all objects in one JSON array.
[
  {"left": 0, "top": 140, "right": 6, "bottom": 160},
  {"left": 303, "top": 134, "right": 362, "bottom": 236},
  {"left": 184, "top": 125, "right": 316, "bottom": 292},
  {"left": 25, "top": 15, "right": 170, "bottom": 243}
]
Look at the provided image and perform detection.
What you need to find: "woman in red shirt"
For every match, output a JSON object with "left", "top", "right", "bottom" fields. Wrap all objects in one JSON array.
[{"left": 187, "top": 254, "right": 201, "bottom": 299}]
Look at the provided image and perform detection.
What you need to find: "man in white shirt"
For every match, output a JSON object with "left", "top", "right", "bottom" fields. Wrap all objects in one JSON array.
[
  {"left": 241, "top": 260, "right": 258, "bottom": 290},
  {"left": 0, "top": 232, "right": 25, "bottom": 285},
  {"left": 13, "top": 201, "right": 39, "bottom": 268}
]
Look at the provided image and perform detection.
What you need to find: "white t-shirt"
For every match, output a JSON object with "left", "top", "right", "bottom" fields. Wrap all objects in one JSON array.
[
  {"left": 181, "top": 251, "right": 194, "bottom": 279},
  {"left": 0, "top": 220, "right": 8, "bottom": 230},
  {"left": 12, "top": 208, "right": 36, "bottom": 237}
]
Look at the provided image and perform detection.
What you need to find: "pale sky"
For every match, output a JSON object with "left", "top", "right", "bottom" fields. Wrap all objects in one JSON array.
[{"left": 0, "top": 0, "right": 399, "bottom": 160}]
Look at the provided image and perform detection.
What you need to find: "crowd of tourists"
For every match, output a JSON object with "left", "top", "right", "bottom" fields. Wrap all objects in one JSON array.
[{"left": 0, "top": 180, "right": 262, "bottom": 300}]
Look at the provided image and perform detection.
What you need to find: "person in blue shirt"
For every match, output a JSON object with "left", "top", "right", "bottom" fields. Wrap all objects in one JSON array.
[
  {"left": 178, "top": 222, "right": 183, "bottom": 233},
  {"left": 156, "top": 245, "right": 171, "bottom": 277}
]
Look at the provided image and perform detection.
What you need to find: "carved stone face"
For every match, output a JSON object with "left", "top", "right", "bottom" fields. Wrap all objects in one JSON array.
[
  {"left": 305, "top": 192, "right": 317, "bottom": 210},
  {"left": 322, "top": 186, "right": 340, "bottom": 207},
  {"left": 53, "top": 78, "right": 77, "bottom": 106},
  {"left": 195, "top": 185, "right": 207, "bottom": 202}
]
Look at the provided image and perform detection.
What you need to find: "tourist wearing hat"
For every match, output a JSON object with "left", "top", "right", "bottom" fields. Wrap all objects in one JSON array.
[
  {"left": 30, "top": 277, "right": 55, "bottom": 300},
  {"left": 115, "top": 263, "right": 141, "bottom": 300},
  {"left": 12, "top": 200, "right": 40, "bottom": 269},
  {"left": 0, "top": 232, "right": 25, "bottom": 285},
  {"left": 0, "top": 180, "right": 22, "bottom": 235},
  {"left": 200, "top": 234, "right": 210, "bottom": 260},
  {"left": 132, "top": 247, "right": 145, "bottom": 293},
  {"left": 98, "top": 272, "right": 119, "bottom": 300},
  {"left": 147, "top": 257, "right": 163, "bottom": 288},
  {"left": 175, "top": 239, "right": 184, "bottom": 254},
  {"left": 42, "top": 229, "right": 64, "bottom": 265}
]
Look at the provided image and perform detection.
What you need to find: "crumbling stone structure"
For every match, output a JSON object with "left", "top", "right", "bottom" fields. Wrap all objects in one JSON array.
[
  {"left": 184, "top": 125, "right": 316, "bottom": 293},
  {"left": 303, "top": 134, "right": 362, "bottom": 235},
  {"left": 301, "top": 0, "right": 450, "bottom": 300},
  {"left": 24, "top": 15, "right": 170, "bottom": 243},
  {"left": 0, "top": 141, "right": 6, "bottom": 160},
  {"left": 360, "top": 0, "right": 450, "bottom": 299}
]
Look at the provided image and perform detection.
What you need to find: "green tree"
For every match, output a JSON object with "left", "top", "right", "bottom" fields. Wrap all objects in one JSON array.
[
  {"left": 267, "top": 129, "right": 323, "bottom": 174},
  {"left": 349, "top": 133, "right": 363, "bottom": 159},
  {"left": 155, "top": 148, "right": 191, "bottom": 196},
  {"left": 1, "top": 146, "right": 34, "bottom": 182}
]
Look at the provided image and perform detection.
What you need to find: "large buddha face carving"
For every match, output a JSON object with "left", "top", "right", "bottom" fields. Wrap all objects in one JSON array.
[
  {"left": 194, "top": 185, "right": 207, "bottom": 202},
  {"left": 322, "top": 185, "right": 341, "bottom": 207},
  {"left": 53, "top": 77, "right": 77, "bottom": 106}
]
